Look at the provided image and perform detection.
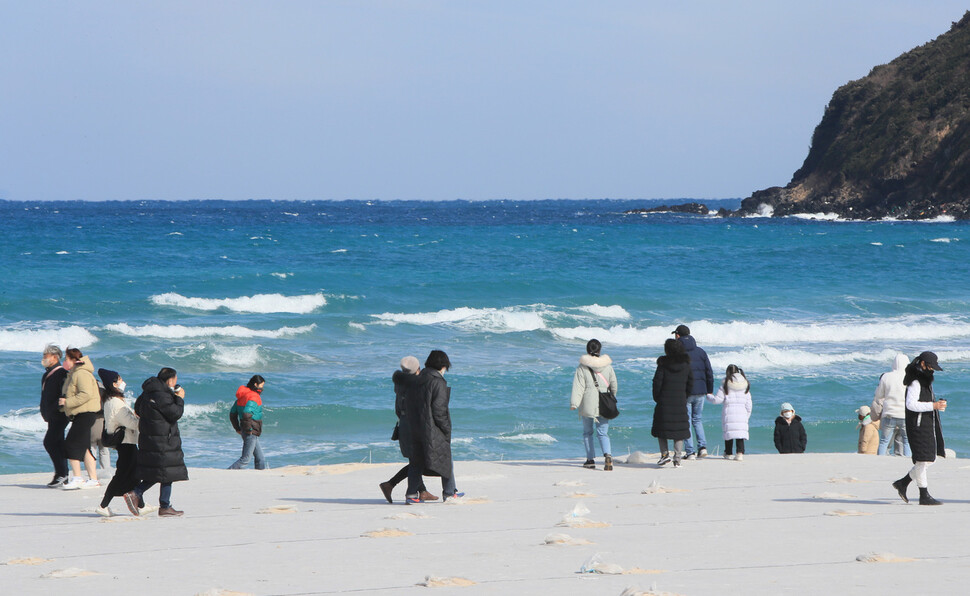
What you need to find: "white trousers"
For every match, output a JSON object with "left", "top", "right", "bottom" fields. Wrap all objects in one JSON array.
[{"left": 908, "top": 461, "right": 934, "bottom": 488}]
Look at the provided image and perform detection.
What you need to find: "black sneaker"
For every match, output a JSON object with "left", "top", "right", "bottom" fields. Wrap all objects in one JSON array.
[
  {"left": 47, "top": 475, "right": 68, "bottom": 488},
  {"left": 583, "top": 459, "right": 596, "bottom": 469},
  {"left": 657, "top": 454, "right": 671, "bottom": 466},
  {"left": 673, "top": 459, "right": 681, "bottom": 468},
  {"left": 698, "top": 447, "right": 708, "bottom": 458}
]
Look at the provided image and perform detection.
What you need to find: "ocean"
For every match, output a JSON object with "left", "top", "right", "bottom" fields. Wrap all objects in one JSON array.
[{"left": 1, "top": 199, "right": 968, "bottom": 474}]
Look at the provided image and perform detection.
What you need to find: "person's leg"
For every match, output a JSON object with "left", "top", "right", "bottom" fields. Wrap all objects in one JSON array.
[
  {"left": 252, "top": 436, "right": 267, "bottom": 469},
  {"left": 673, "top": 440, "right": 684, "bottom": 463},
  {"left": 229, "top": 433, "right": 257, "bottom": 469},
  {"left": 909, "top": 461, "right": 933, "bottom": 488},
  {"left": 69, "top": 458, "right": 82, "bottom": 478},
  {"left": 82, "top": 449, "right": 98, "bottom": 481},
  {"left": 683, "top": 397, "right": 696, "bottom": 455},
  {"left": 98, "top": 444, "right": 112, "bottom": 474},
  {"left": 159, "top": 483, "right": 173, "bottom": 508},
  {"left": 44, "top": 418, "right": 69, "bottom": 478},
  {"left": 658, "top": 438, "right": 669, "bottom": 454},
  {"left": 897, "top": 419, "right": 911, "bottom": 457},
  {"left": 724, "top": 439, "right": 733, "bottom": 456},
  {"left": 595, "top": 417, "right": 611, "bottom": 457},
  {"left": 736, "top": 438, "right": 745, "bottom": 454},
  {"left": 689, "top": 395, "right": 706, "bottom": 452},
  {"left": 582, "top": 417, "right": 595, "bottom": 461},
  {"left": 441, "top": 463, "right": 458, "bottom": 498},
  {"left": 877, "top": 417, "right": 894, "bottom": 455},
  {"left": 405, "top": 451, "right": 424, "bottom": 498},
  {"left": 101, "top": 444, "right": 136, "bottom": 507},
  {"left": 388, "top": 465, "right": 409, "bottom": 487}
]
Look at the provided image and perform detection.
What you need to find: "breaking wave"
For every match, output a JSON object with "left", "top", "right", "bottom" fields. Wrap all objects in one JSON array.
[{"left": 150, "top": 292, "right": 326, "bottom": 314}]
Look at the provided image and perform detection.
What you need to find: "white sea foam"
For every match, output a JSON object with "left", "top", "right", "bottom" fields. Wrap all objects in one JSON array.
[
  {"left": 372, "top": 306, "right": 547, "bottom": 333},
  {"left": 0, "top": 325, "right": 99, "bottom": 353},
  {"left": 496, "top": 433, "right": 557, "bottom": 444},
  {"left": 211, "top": 345, "right": 261, "bottom": 367},
  {"left": 182, "top": 402, "right": 228, "bottom": 419},
  {"left": 930, "top": 237, "right": 955, "bottom": 243},
  {"left": 271, "top": 272, "right": 292, "bottom": 279},
  {"left": 0, "top": 408, "right": 46, "bottom": 434},
  {"left": 105, "top": 323, "right": 316, "bottom": 339},
  {"left": 151, "top": 292, "right": 326, "bottom": 314},
  {"left": 331, "top": 249, "right": 348, "bottom": 253},
  {"left": 55, "top": 250, "right": 70, "bottom": 255},
  {"left": 870, "top": 242, "right": 883, "bottom": 246},
  {"left": 549, "top": 316, "right": 970, "bottom": 348},
  {"left": 788, "top": 212, "right": 844, "bottom": 221},
  {"left": 744, "top": 204, "right": 774, "bottom": 218},
  {"left": 577, "top": 304, "right": 631, "bottom": 319},
  {"left": 348, "top": 322, "right": 366, "bottom": 331},
  {"left": 708, "top": 346, "right": 903, "bottom": 371}
]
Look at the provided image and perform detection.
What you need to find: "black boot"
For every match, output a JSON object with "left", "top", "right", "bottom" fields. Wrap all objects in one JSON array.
[
  {"left": 892, "top": 474, "right": 912, "bottom": 503},
  {"left": 583, "top": 459, "right": 596, "bottom": 469},
  {"left": 919, "top": 487, "right": 942, "bottom": 506}
]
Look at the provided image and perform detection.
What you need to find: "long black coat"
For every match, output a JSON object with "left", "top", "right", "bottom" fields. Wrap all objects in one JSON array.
[
  {"left": 135, "top": 376, "right": 188, "bottom": 484},
  {"left": 392, "top": 369, "right": 419, "bottom": 459},
  {"left": 774, "top": 415, "right": 807, "bottom": 453},
  {"left": 651, "top": 355, "right": 693, "bottom": 440},
  {"left": 405, "top": 368, "right": 453, "bottom": 477},
  {"left": 904, "top": 363, "right": 945, "bottom": 463}
]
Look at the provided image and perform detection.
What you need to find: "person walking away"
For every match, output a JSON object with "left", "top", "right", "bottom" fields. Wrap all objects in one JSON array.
[
  {"left": 59, "top": 348, "right": 102, "bottom": 490},
  {"left": 652, "top": 339, "right": 693, "bottom": 468},
  {"left": 570, "top": 339, "right": 618, "bottom": 471},
  {"left": 706, "top": 364, "right": 752, "bottom": 461},
  {"left": 229, "top": 375, "right": 268, "bottom": 470},
  {"left": 871, "top": 353, "right": 911, "bottom": 456},
  {"left": 856, "top": 405, "right": 880, "bottom": 454},
  {"left": 774, "top": 403, "right": 807, "bottom": 453},
  {"left": 892, "top": 352, "right": 947, "bottom": 506},
  {"left": 380, "top": 357, "right": 438, "bottom": 503},
  {"left": 404, "top": 350, "right": 464, "bottom": 503},
  {"left": 40, "top": 344, "right": 69, "bottom": 487},
  {"left": 96, "top": 369, "right": 149, "bottom": 516},
  {"left": 674, "top": 325, "right": 714, "bottom": 460},
  {"left": 123, "top": 368, "right": 188, "bottom": 517}
]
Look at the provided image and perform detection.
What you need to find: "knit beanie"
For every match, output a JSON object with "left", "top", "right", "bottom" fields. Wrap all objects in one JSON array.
[{"left": 98, "top": 368, "right": 120, "bottom": 388}]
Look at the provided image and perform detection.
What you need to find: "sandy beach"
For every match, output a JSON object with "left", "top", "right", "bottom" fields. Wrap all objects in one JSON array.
[{"left": 2, "top": 453, "right": 968, "bottom": 595}]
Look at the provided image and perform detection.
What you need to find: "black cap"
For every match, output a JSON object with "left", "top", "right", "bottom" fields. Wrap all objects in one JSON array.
[
  {"left": 672, "top": 324, "right": 690, "bottom": 336},
  {"left": 98, "top": 368, "right": 120, "bottom": 388},
  {"left": 919, "top": 351, "right": 943, "bottom": 371}
]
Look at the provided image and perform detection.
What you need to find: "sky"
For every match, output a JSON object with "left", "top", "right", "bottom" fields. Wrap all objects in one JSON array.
[{"left": 1, "top": 1, "right": 967, "bottom": 202}]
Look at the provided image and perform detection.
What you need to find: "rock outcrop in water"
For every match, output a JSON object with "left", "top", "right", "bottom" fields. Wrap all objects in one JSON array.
[
  {"left": 729, "top": 12, "right": 970, "bottom": 220},
  {"left": 625, "top": 202, "right": 710, "bottom": 215}
]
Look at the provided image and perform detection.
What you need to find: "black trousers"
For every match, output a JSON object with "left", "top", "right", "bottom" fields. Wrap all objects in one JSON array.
[
  {"left": 724, "top": 439, "right": 745, "bottom": 455},
  {"left": 43, "top": 413, "right": 70, "bottom": 478},
  {"left": 101, "top": 444, "right": 138, "bottom": 507}
]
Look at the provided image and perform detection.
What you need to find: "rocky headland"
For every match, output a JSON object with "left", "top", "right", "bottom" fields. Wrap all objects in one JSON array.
[{"left": 727, "top": 11, "right": 970, "bottom": 220}]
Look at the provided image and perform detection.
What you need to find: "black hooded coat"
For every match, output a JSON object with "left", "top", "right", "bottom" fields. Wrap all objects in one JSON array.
[
  {"left": 651, "top": 353, "right": 693, "bottom": 440},
  {"left": 404, "top": 368, "right": 453, "bottom": 477},
  {"left": 135, "top": 376, "right": 188, "bottom": 484}
]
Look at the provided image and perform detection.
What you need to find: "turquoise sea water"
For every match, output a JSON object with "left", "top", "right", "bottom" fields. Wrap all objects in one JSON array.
[{"left": 2, "top": 199, "right": 969, "bottom": 474}]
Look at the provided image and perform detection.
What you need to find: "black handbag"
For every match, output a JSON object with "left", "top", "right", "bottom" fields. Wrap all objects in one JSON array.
[
  {"left": 102, "top": 424, "right": 126, "bottom": 448},
  {"left": 588, "top": 366, "right": 619, "bottom": 420}
]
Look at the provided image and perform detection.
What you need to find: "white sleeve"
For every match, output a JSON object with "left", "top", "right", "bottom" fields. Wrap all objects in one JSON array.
[{"left": 905, "top": 381, "right": 934, "bottom": 412}]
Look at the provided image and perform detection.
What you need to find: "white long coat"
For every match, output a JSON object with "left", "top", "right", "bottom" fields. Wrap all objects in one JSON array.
[{"left": 707, "top": 375, "right": 753, "bottom": 440}]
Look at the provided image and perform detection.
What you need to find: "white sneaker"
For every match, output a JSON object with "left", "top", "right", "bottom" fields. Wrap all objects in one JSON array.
[
  {"left": 95, "top": 506, "right": 112, "bottom": 517},
  {"left": 723, "top": 454, "right": 733, "bottom": 460},
  {"left": 62, "top": 477, "right": 84, "bottom": 490},
  {"left": 735, "top": 453, "right": 744, "bottom": 461},
  {"left": 80, "top": 479, "right": 101, "bottom": 490},
  {"left": 138, "top": 505, "right": 158, "bottom": 516}
]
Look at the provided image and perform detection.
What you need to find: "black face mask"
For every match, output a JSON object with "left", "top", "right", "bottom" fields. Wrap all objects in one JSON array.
[{"left": 255, "top": 387, "right": 263, "bottom": 394}]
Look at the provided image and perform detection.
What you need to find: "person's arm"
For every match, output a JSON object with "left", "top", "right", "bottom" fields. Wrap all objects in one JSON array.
[
  {"left": 870, "top": 375, "right": 887, "bottom": 419},
  {"left": 798, "top": 422, "right": 807, "bottom": 452},
  {"left": 703, "top": 352, "right": 714, "bottom": 394},
  {"left": 774, "top": 422, "right": 783, "bottom": 452},
  {"left": 430, "top": 379, "right": 451, "bottom": 439},
  {"left": 607, "top": 366, "right": 617, "bottom": 396},
  {"left": 707, "top": 387, "right": 725, "bottom": 405},
  {"left": 570, "top": 367, "right": 585, "bottom": 410},
  {"left": 685, "top": 368, "right": 694, "bottom": 398},
  {"left": 652, "top": 366, "right": 663, "bottom": 402},
  {"left": 154, "top": 390, "right": 185, "bottom": 423},
  {"left": 905, "top": 381, "right": 935, "bottom": 412}
]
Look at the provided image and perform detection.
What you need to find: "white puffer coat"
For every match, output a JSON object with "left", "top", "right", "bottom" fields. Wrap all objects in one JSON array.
[
  {"left": 707, "top": 374, "right": 753, "bottom": 440},
  {"left": 570, "top": 354, "right": 618, "bottom": 419}
]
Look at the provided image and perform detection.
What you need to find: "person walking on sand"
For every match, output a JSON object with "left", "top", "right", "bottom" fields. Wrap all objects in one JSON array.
[
  {"left": 674, "top": 325, "right": 714, "bottom": 460},
  {"left": 774, "top": 403, "right": 807, "bottom": 453},
  {"left": 570, "top": 339, "right": 618, "bottom": 471},
  {"left": 856, "top": 405, "right": 880, "bottom": 455},
  {"left": 380, "top": 357, "right": 438, "bottom": 503},
  {"left": 404, "top": 350, "right": 464, "bottom": 503},
  {"left": 892, "top": 352, "right": 947, "bottom": 506},
  {"left": 229, "top": 375, "right": 268, "bottom": 470},
  {"left": 871, "top": 353, "right": 911, "bottom": 456},
  {"left": 40, "top": 344, "right": 70, "bottom": 487},
  {"left": 123, "top": 368, "right": 188, "bottom": 517},
  {"left": 652, "top": 339, "right": 693, "bottom": 468},
  {"left": 96, "top": 369, "right": 151, "bottom": 517},
  {"left": 59, "top": 348, "right": 102, "bottom": 490},
  {"left": 707, "top": 364, "right": 752, "bottom": 461}
]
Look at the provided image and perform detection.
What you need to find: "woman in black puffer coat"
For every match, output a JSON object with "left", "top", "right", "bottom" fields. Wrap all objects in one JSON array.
[{"left": 652, "top": 338, "right": 693, "bottom": 467}]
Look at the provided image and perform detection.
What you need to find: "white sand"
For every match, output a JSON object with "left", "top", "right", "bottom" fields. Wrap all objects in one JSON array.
[{"left": 1, "top": 453, "right": 968, "bottom": 595}]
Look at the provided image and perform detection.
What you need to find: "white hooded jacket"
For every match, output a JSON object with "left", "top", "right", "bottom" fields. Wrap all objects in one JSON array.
[
  {"left": 707, "top": 374, "right": 753, "bottom": 440},
  {"left": 871, "top": 353, "right": 909, "bottom": 420},
  {"left": 570, "top": 354, "right": 618, "bottom": 419}
]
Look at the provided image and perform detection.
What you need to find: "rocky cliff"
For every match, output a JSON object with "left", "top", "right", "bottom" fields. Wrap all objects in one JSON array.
[{"left": 733, "top": 12, "right": 970, "bottom": 220}]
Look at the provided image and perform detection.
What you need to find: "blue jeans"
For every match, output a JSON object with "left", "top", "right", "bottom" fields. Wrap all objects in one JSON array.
[
  {"left": 229, "top": 433, "right": 267, "bottom": 469},
  {"left": 135, "top": 481, "right": 173, "bottom": 509},
  {"left": 877, "top": 416, "right": 911, "bottom": 456},
  {"left": 684, "top": 394, "right": 707, "bottom": 454},
  {"left": 582, "top": 416, "right": 611, "bottom": 459}
]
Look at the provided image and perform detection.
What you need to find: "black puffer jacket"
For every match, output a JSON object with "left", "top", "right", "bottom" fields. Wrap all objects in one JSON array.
[
  {"left": 392, "top": 369, "right": 420, "bottom": 459},
  {"left": 404, "top": 368, "right": 453, "bottom": 477},
  {"left": 651, "top": 354, "right": 693, "bottom": 440},
  {"left": 135, "top": 376, "right": 188, "bottom": 484},
  {"left": 904, "top": 362, "right": 945, "bottom": 463},
  {"left": 40, "top": 365, "right": 67, "bottom": 422},
  {"left": 774, "top": 415, "right": 807, "bottom": 453}
]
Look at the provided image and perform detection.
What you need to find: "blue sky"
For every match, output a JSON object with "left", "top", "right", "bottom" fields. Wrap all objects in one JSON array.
[{"left": 1, "top": 1, "right": 967, "bottom": 201}]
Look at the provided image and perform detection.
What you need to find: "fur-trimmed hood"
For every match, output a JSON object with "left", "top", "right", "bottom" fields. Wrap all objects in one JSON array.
[{"left": 579, "top": 354, "right": 612, "bottom": 372}]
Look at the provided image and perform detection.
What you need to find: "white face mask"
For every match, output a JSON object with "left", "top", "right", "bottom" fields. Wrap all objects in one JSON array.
[
  {"left": 116, "top": 381, "right": 126, "bottom": 393},
  {"left": 782, "top": 411, "right": 793, "bottom": 419}
]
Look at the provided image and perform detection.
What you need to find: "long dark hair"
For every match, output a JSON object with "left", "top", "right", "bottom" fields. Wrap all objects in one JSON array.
[
  {"left": 722, "top": 364, "right": 750, "bottom": 394},
  {"left": 247, "top": 374, "right": 266, "bottom": 390}
]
